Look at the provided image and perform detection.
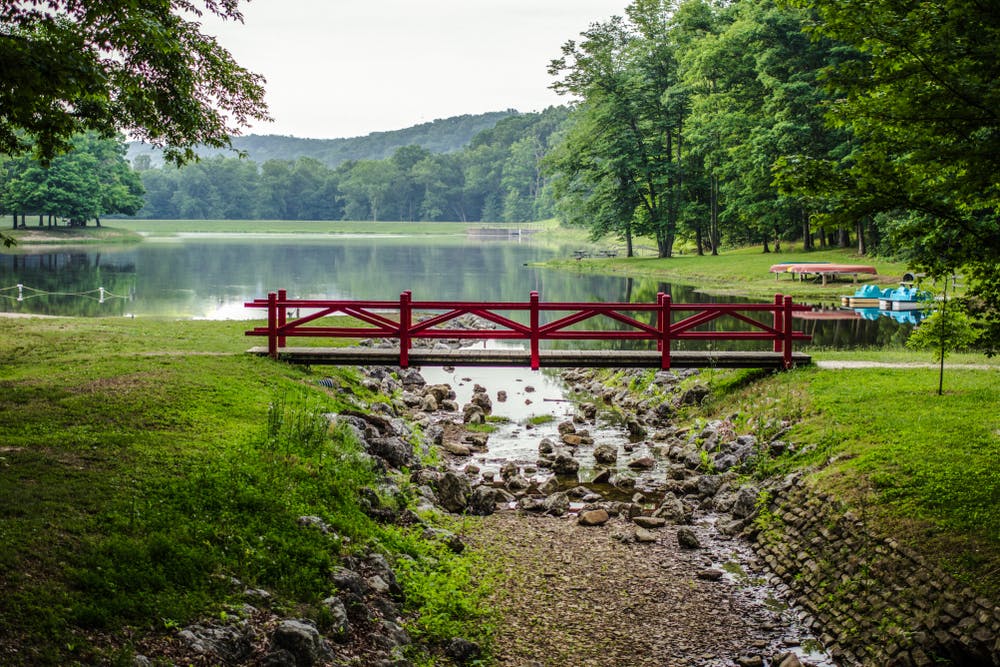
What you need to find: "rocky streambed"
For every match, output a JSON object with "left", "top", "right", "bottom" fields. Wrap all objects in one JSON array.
[{"left": 386, "top": 361, "right": 835, "bottom": 667}]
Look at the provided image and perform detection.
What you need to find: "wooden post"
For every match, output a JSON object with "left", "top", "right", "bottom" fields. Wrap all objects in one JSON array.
[
  {"left": 658, "top": 292, "right": 671, "bottom": 370},
  {"left": 783, "top": 295, "right": 794, "bottom": 369},
  {"left": 399, "top": 291, "right": 412, "bottom": 368},
  {"left": 529, "top": 291, "right": 540, "bottom": 370},
  {"left": 772, "top": 294, "right": 784, "bottom": 353},
  {"left": 267, "top": 292, "right": 278, "bottom": 359},
  {"left": 277, "top": 289, "right": 287, "bottom": 349}
]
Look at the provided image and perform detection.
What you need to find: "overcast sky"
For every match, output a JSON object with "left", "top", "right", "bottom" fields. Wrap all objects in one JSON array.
[{"left": 201, "top": 0, "right": 631, "bottom": 140}]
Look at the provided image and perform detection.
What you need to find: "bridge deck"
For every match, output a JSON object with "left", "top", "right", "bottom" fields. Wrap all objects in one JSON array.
[{"left": 247, "top": 346, "right": 811, "bottom": 369}]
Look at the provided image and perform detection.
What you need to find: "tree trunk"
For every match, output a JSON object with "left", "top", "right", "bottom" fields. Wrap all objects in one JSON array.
[{"left": 710, "top": 174, "right": 720, "bottom": 256}]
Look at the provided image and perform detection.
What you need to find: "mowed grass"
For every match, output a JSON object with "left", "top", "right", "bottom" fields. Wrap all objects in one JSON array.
[
  {"left": 544, "top": 243, "right": 914, "bottom": 302},
  {"left": 110, "top": 218, "right": 548, "bottom": 237},
  {"left": 0, "top": 316, "right": 494, "bottom": 665},
  {"left": 700, "top": 362, "right": 1000, "bottom": 596}
]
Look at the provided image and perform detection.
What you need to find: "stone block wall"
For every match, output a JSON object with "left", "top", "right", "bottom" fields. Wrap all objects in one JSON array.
[{"left": 751, "top": 477, "right": 999, "bottom": 666}]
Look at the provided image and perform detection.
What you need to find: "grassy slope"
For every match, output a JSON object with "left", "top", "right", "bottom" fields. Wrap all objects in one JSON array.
[
  {"left": 0, "top": 317, "right": 492, "bottom": 665},
  {"left": 691, "top": 363, "right": 1000, "bottom": 597}
]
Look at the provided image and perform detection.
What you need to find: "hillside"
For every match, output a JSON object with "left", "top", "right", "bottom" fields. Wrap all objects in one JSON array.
[{"left": 127, "top": 110, "right": 518, "bottom": 167}]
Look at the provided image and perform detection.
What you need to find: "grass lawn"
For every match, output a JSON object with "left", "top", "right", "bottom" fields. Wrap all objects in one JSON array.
[
  {"left": 543, "top": 243, "right": 916, "bottom": 302},
  {"left": 0, "top": 316, "right": 493, "bottom": 665}
]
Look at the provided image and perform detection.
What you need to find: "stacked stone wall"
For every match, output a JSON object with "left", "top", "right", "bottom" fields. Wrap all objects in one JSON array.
[{"left": 752, "top": 478, "right": 999, "bottom": 666}]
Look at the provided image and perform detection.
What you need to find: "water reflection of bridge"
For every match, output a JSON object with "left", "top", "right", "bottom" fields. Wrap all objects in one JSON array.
[{"left": 246, "top": 291, "right": 812, "bottom": 370}]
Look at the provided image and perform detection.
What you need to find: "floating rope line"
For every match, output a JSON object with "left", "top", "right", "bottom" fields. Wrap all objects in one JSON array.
[{"left": 0, "top": 283, "right": 131, "bottom": 304}]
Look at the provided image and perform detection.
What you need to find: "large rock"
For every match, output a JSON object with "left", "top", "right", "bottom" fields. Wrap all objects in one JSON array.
[
  {"left": 270, "top": 620, "right": 332, "bottom": 667},
  {"left": 435, "top": 472, "right": 471, "bottom": 513},
  {"left": 470, "top": 391, "right": 493, "bottom": 415},
  {"left": 397, "top": 368, "right": 426, "bottom": 388},
  {"left": 732, "top": 485, "right": 759, "bottom": 519},
  {"left": 625, "top": 416, "right": 647, "bottom": 439},
  {"left": 679, "top": 384, "right": 710, "bottom": 406},
  {"left": 365, "top": 437, "right": 413, "bottom": 469},
  {"left": 425, "top": 384, "right": 454, "bottom": 404},
  {"left": 178, "top": 623, "right": 253, "bottom": 663},
  {"left": 543, "top": 491, "right": 570, "bottom": 516},
  {"left": 462, "top": 404, "right": 485, "bottom": 424},
  {"left": 445, "top": 637, "right": 483, "bottom": 666},
  {"left": 653, "top": 493, "right": 687, "bottom": 523},
  {"left": 593, "top": 443, "right": 618, "bottom": 464},
  {"left": 551, "top": 451, "right": 580, "bottom": 476},
  {"left": 676, "top": 526, "right": 701, "bottom": 549},
  {"left": 578, "top": 509, "right": 610, "bottom": 526},
  {"left": 320, "top": 596, "right": 350, "bottom": 641},
  {"left": 468, "top": 486, "right": 500, "bottom": 516}
]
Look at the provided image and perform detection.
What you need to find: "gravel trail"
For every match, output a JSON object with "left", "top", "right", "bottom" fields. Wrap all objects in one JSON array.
[{"left": 467, "top": 511, "right": 797, "bottom": 667}]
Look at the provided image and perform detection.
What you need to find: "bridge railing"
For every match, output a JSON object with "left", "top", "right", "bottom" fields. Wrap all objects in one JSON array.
[{"left": 245, "top": 290, "right": 811, "bottom": 370}]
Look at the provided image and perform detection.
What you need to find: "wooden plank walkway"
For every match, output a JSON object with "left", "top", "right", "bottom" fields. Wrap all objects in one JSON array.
[{"left": 247, "top": 346, "right": 811, "bottom": 369}]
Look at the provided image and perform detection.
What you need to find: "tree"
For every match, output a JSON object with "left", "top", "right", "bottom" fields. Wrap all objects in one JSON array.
[
  {"left": 1, "top": 133, "right": 144, "bottom": 226},
  {"left": 0, "top": 0, "right": 269, "bottom": 166},
  {"left": 786, "top": 0, "right": 1000, "bottom": 272},
  {"left": 548, "top": 1, "right": 689, "bottom": 258}
]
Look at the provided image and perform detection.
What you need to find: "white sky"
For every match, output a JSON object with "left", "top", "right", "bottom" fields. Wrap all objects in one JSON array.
[{"left": 201, "top": 0, "right": 631, "bottom": 140}]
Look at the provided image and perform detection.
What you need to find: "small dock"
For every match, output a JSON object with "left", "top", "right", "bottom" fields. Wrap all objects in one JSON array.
[{"left": 248, "top": 346, "right": 811, "bottom": 369}]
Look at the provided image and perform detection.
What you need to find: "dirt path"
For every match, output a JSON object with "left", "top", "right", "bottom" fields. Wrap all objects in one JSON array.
[
  {"left": 466, "top": 511, "right": 806, "bottom": 667},
  {"left": 815, "top": 360, "right": 996, "bottom": 370}
]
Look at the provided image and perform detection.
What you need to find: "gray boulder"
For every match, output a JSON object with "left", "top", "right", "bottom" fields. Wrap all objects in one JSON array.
[
  {"left": 551, "top": 450, "right": 580, "bottom": 476},
  {"left": 543, "top": 491, "right": 570, "bottom": 516},
  {"left": 593, "top": 443, "right": 618, "bottom": 464},
  {"left": 270, "top": 620, "right": 332, "bottom": 667},
  {"left": 435, "top": 472, "right": 471, "bottom": 513},
  {"left": 467, "top": 486, "right": 500, "bottom": 515}
]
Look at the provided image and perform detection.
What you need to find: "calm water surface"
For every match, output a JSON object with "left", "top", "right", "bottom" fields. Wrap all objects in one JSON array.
[{"left": 0, "top": 234, "right": 913, "bottom": 348}]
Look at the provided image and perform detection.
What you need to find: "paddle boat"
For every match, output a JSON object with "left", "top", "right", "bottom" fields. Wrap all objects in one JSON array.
[
  {"left": 878, "top": 285, "right": 933, "bottom": 311},
  {"left": 840, "top": 284, "right": 891, "bottom": 308}
]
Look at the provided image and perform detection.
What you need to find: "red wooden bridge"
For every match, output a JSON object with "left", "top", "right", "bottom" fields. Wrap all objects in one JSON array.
[{"left": 245, "top": 291, "right": 811, "bottom": 370}]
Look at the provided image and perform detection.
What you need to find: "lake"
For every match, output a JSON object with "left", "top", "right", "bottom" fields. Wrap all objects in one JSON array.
[{"left": 0, "top": 233, "right": 914, "bottom": 349}]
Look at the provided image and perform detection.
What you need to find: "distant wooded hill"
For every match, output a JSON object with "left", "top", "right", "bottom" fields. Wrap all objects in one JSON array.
[{"left": 127, "top": 110, "right": 519, "bottom": 167}]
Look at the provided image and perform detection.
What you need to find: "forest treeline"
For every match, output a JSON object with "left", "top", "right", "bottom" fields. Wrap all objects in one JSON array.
[
  {"left": 126, "top": 111, "right": 518, "bottom": 168},
  {"left": 132, "top": 108, "right": 568, "bottom": 223}
]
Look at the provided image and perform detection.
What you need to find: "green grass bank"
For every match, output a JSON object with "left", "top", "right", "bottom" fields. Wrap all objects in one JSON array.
[{"left": 0, "top": 316, "right": 496, "bottom": 665}]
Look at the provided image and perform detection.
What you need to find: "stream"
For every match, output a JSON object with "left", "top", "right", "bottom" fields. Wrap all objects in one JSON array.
[{"left": 420, "top": 357, "right": 836, "bottom": 667}]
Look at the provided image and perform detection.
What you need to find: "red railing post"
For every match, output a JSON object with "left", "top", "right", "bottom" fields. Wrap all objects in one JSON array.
[
  {"left": 267, "top": 291, "right": 278, "bottom": 359},
  {"left": 772, "top": 293, "right": 784, "bottom": 354},
  {"left": 529, "top": 290, "right": 540, "bottom": 370},
  {"left": 658, "top": 292, "right": 671, "bottom": 370},
  {"left": 783, "top": 295, "right": 794, "bottom": 369},
  {"left": 277, "top": 289, "right": 287, "bottom": 349},
  {"left": 399, "top": 290, "right": 412, "bottom": 368}
]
